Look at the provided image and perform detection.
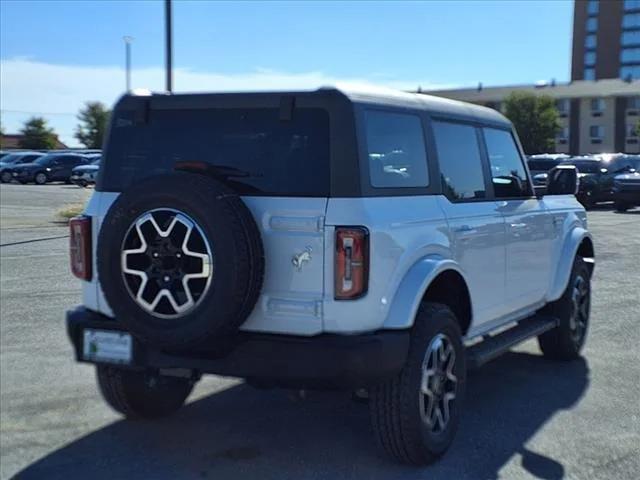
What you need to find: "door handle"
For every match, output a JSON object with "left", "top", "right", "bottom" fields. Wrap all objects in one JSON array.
[
  {"left": 454, "top": 225, "right": 476, "bottom": 233},
  {"left": 510, "top": 223, "right": 527, "bottom": 229}
]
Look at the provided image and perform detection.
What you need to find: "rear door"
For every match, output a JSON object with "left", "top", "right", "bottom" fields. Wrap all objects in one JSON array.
[
  {"left": 482, "top": 127, "right": 553, "bottom": 312},
  {"left": 52, "top": 156, "right": 77, "bottom": 180},
  {"left": 431, "top": 120, "right": 507, "bottom": 328}
]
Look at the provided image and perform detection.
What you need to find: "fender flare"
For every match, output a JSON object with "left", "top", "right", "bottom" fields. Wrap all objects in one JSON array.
[
  {"left": 548, "top": 228, "right": 594, "bottom": 302},
  {"left": 383, "top": 256, "right": 468, "bottom": 330}
]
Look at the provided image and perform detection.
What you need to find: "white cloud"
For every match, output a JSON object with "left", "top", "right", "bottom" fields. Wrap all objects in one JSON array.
[{"left": 0, "top": 58, "right": 453, "bottom": 147}]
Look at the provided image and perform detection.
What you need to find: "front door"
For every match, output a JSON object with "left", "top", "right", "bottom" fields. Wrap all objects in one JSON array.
[
  {"left": 498, "top": 198, "right": 552, "bottom": 309},
  {"left": 482, "top": 127, "right": 553, "bottom": 312}
]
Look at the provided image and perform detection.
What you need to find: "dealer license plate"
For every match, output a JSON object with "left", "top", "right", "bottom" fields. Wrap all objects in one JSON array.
[{"left": 83, "top": 329, "right": 132, "bottom": 364}]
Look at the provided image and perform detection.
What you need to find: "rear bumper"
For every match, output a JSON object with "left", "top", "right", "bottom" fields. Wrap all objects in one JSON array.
[{"left": 66, "top": 306, "right": 410, "bottom": 390}]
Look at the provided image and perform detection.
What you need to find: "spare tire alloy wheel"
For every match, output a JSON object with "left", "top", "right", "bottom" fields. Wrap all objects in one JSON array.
[
  {"left": 98, "top": 173, "right": 264, "bottom": 350},
  {"left": 121, "top": 209, "right": 213, "bottom": 319}
]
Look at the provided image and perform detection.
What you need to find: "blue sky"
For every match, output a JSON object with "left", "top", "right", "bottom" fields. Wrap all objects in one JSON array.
[{"left": 1, "top": 0, "right": 574, "bottom": 146}]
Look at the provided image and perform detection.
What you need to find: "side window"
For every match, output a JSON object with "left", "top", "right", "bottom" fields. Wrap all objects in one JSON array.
[
  {"left": 610, "top": 158, "right": 633, "bottom": 173},
  {"left": 484, "top": 128, "right": 532, "bottom": 198},
  {"left": 432, "top": 121, "right": 486, "bottom": 201},
  {"left": 364, "top": 110, "right": 429, "bottom": 188}
]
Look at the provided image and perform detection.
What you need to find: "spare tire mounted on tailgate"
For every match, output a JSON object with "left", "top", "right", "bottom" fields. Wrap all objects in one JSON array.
[{"left": 98, "top": 172, "right": 264, "bottom": 350}]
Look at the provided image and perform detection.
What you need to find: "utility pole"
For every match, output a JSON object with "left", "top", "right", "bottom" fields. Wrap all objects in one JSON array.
[
  {"left": 123, "top": 36, "right": 133, "bottom": 92},
  {"left": 165, "top": 0, "right": 173, "bottom": 93}
]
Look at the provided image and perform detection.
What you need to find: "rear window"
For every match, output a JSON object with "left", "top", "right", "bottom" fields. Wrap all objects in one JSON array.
[
  {"left": 101, "top": 108, "right": 330, "bottom": 196},
  {"left": 364, "top": 110, "right": 429, "bottom": 188}
]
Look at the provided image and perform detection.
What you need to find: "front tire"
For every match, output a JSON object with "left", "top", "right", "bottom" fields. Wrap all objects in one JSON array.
[
  {"left": 577, "top": 192, "right": 594, "bottom": 210},
  {"left": 614, "top": 201, "right": 628, "bottom": 213},
  {"left": 370, "top": 302, "right": 466, "bottom": 465},
  {"left": 538, "top": 256, "right": 591, "bottom": 360},
  {"left": 96, "top": 366, "right": 194, "bottom": 419},
  {"left": 34, "top": 172, "right": 48, "bottom": 185},
  {"left": 0, "top": 171, "right": 11, "bottom": 183}
]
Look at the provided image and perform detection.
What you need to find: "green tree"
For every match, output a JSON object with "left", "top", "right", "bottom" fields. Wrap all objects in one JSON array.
[
  {"left": 74, "top": 102, "right": 110, "bottom": 149},
  {"left": 636, "top": 120, "right": 640, "bottom": 137},
  {"left": 503, "top": 92, "right": 560, "bottom": 154},
  {"left": 19, "top": 117, "right": 58, "bottom": 150}
]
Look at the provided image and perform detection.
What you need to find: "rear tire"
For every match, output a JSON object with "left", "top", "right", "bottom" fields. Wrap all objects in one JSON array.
[
  {"left": 0, "top": 172, "right": 11, "bottom": 183},
  {"left": 96, "top": 366, "right": 194, "bottom": 419},
  {"left": 538, "top": 256, "right": 591, "bottom": 360},
  {"left": 370, "top": 302, "right": 466, "bottom": 465}
]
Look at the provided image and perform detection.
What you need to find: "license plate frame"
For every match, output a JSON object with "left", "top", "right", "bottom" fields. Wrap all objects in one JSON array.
[{"left": 83, "top": 329, "right": 132, "bottom": 364}]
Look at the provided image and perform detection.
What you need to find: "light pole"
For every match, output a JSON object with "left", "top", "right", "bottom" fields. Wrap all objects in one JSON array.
[
  {"left": 123, "top": 36, "right": 134, "bottom": 92},
  {"left": 165, "top": 0, "right": 173, "bottom": 92}
]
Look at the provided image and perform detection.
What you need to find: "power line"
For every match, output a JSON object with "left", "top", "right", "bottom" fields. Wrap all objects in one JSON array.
[{"left": 0, "top": 109, "right": 77, "bottom": 116}]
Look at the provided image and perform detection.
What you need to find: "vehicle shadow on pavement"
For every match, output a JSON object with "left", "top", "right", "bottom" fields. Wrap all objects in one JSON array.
[{"left": 14, "top": 351, "right": 589, "bottom": 480}]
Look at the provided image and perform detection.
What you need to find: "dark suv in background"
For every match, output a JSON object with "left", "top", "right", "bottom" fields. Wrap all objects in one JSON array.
[
  {"left": 576, "top": 154, "right": 640, "bottom": 209},
  {"left": 11, "top": 153, "right": 90, "bottom": 185}
]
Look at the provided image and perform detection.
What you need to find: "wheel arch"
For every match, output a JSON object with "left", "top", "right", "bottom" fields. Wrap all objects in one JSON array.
[
  {"left": 383, "top": 256, "right": 473, "bottom": 336},
  {"left": 548, "top": 229, "right": 595, "bottom": 302}
]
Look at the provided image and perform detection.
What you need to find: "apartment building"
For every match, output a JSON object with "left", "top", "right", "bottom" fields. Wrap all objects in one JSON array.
[
  {"left": 426, "top": 79, "right": 639, "bottom": 155},
  {"left": 572, "top": 0, "right": 640, "bottom": 81}
]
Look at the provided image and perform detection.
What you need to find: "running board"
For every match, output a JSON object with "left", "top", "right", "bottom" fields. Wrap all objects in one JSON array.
[{"left": 466, "top": 315, "right": 559, "bottom": 369}]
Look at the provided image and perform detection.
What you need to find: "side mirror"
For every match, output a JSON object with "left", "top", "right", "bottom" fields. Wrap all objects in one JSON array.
[{"left": 546, "top": 165, "right": 578, "bottom": 195}]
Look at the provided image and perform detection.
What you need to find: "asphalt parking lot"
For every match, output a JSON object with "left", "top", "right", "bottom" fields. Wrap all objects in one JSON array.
[{"left": 1, "top": 183, "right": 639, "bottom": 480}]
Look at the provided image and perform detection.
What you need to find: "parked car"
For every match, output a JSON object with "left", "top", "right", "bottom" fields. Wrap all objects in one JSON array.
[
  {"left": 526, "top": 154, "right": 570, "bottom": 178},
  {"left": 11, "top": 153, "right": 90, "bottom": 184},
  {"left": 70, "top": 156, "right": 101, "bottom": 187},
  {"left": 570, "top": 154, "right": 639, "bottom": 209},
  {"left": 66, "top": 87, "right": 593, "bottom": 465},
  {"left": 0, "top": 152, "right": 45, "bottom": 183},
  {"left": 611, "top": 156, "right": 640, "bottom": 212}
]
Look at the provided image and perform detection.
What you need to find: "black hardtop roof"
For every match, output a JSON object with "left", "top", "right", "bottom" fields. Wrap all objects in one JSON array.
[{"left": 116, "top": 85, "right": 512, "bottom": 128}]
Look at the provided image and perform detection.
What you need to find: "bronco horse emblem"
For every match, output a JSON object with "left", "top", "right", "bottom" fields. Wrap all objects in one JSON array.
[{"left": 292, "top": 246, "right": 312, "bottom": 271}]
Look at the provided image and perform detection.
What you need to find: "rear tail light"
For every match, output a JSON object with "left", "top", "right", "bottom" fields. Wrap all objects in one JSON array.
[
  {"left": 69, "top": 216, "right": 92, "bottom": 281},
  {"left": 335, "top": 227, "right": 369, "bottom": 300}
]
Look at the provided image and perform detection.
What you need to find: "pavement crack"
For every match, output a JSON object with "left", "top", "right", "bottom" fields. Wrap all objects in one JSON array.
[{"left": 0, "top": 235, "right": 69, "bottom": 247}]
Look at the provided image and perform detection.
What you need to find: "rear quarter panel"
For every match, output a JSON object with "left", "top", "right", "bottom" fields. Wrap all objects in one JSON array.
[{"left": 324, "top": 196, "right": 451, "bottom": 333}]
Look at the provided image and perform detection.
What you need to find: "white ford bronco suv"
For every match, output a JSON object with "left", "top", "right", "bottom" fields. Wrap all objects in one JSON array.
[{"left": 67, "top": 86, "right": 594, "bottom": 465}]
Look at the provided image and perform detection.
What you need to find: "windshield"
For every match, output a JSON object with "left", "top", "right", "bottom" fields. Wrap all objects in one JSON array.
[{"left": 1, "top": 154, "right": 22, "bottom": 164}]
